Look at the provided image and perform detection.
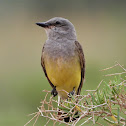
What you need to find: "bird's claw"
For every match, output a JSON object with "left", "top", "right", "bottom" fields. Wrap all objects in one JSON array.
[
  {"left": 51, "top": 86, "right": 58, "bottom": 97},
  {"left": 68, "top": 87, "right": 75, "bottom": 98}
]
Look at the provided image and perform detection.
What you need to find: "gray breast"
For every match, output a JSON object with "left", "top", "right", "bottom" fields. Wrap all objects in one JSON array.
[{"left": 44, "top": 39, "right": 76, "bottom": 60}]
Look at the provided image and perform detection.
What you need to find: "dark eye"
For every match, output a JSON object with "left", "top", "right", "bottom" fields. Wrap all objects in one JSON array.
[{"left": 55, "top": 21, "right": 61, "bottom": 25}]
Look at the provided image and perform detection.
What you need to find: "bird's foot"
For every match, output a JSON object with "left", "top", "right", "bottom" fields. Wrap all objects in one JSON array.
[
  {"left": 68, "top": 87, "right": 75, "bottom": 98},
  {"left": 51, "top": 86, "right": 58, "bottom": 97}
]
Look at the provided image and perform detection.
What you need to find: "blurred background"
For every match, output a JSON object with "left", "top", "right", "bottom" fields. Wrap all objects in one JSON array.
[{"left": 0, "top": 0, "right": 126, "bottom": 125}]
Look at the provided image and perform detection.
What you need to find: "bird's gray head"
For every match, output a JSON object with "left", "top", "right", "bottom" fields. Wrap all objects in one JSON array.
[{"left": 36, "top": 17, "right": 77, "bottom": 41}]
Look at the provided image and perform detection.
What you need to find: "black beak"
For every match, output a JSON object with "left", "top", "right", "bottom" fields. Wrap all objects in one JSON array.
[{"left": 36, "top": 22, "right": 49, "bottom": 28}]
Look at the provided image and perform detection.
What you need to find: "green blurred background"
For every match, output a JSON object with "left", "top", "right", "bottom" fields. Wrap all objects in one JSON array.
[{"left": 0, "top": 0, "right": 126, "bottom": 125}]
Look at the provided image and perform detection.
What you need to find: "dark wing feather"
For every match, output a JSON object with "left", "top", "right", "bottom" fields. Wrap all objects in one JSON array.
[
  {"left": 75, "top": 41, "right": 85, "bottom": 95},
  {"left": 41, "top": 45, "right": 54, "bottom": 88}
]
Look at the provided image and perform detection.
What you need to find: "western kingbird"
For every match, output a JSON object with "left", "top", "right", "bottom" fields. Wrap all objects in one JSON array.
[{"left": 36, "top": 17, "right": 85, "bottom": 99}]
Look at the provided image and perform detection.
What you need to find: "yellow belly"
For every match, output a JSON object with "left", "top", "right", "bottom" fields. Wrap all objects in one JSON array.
[{"left": 44, "top": 56, "right": 81, "bottom": 99}]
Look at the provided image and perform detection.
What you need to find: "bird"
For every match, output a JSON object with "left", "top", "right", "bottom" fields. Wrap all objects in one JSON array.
[{"left": 36, "top": 17, "right": 85, "bottom": 100}]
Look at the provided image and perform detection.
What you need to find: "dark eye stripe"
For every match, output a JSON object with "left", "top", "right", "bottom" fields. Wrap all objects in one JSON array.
[{"left": 55, "top": 21, "right": 60, "bottom": 24}]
